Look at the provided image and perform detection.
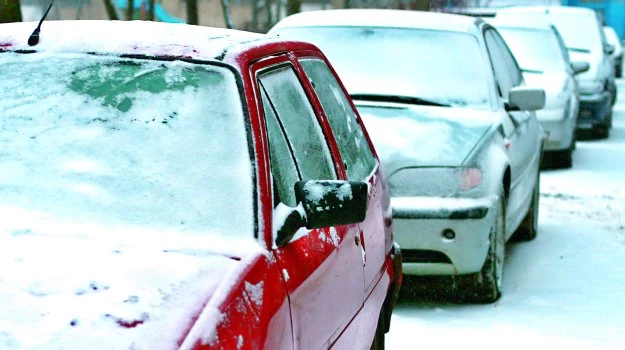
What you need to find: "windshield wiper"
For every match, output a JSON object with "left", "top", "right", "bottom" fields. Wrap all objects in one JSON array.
[
  {"left": 567, "top": 47, "right": 591, "bottom": 53},
  {"left": 350, "top": 94, "right": 451, "bottom": 107},
  {"left": 521, "top": 68, "right": 544, "bottom": 74}
]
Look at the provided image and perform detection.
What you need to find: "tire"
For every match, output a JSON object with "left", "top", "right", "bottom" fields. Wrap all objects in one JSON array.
[
  {"left": 370, "top": 309, "right": 385, "bottom": 350},
  {"left": 454, "top": 197, "right": 505, "bottom": 304},
  {"left": 511, "top": 171, "right": 540, "bottom": 241}
]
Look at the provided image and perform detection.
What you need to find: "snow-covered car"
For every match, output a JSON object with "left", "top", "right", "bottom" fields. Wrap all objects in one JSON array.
[
  {"left": 604, "top": 26, "right": 623, "bottom": 78},
  {"left": 0, "top": 20, "right": 401, "bottom": 349},
  {"left": 497, "top": 6, "right": 616, "bottom": 138},
  {"left": 489, "top": 16, "right": 585, "bottom": 168},
  {"left": 270, "top": 10, "right": 545, "bottom": 303}
]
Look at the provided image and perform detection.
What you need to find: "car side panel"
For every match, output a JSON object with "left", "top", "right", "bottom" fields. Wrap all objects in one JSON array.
[{"left": 184, "top": 254, "right": 292, "bottom": 350}]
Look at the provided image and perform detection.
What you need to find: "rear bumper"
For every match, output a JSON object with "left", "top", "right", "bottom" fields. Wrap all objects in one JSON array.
[
  {"left": 577, "top": 92, "right": 611, "bottom": 130},
  {"left": 392, "top": 196, "right": 497, "bottom": 276}
]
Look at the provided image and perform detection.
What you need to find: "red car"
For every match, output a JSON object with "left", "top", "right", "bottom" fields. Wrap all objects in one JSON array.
[{"left": 0, "top": 21, "right": 401, "bottom": 349}]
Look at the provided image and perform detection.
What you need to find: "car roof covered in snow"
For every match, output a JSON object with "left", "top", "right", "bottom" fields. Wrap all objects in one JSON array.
[
  {"left": 487, "top": 15, "right": 554, "bottom": 31},
  {"left": 270, "top": 9, "right": 483, "bottom": 35},
  {"left": 0, "top": 20, "right": 294, "bottom": 63},
  {"left": 496, "top": 5, "right": 597, "bottom": 18}
]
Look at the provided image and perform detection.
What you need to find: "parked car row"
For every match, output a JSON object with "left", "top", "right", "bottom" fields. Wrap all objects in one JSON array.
[{"left": 0, "top": 4, "right": 619, "bottom": 350}]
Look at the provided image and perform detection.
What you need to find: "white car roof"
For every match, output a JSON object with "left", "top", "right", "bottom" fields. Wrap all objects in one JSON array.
[
  {"left": 0, "top": 20, "right": 264, "bottom": 61},
  {"left": 270, "top": 9, "right": 482, "bottom": 35},
  {"left": 488, "top": 15, "right": 554, "bottom": 31},
  {"left": 497, "top": 5, "right": 597, "bottom": 18}
]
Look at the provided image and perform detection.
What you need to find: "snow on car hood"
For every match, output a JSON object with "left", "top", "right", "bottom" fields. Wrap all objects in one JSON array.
[
  {"left": 0, "top": 207, "right": 261, "bottom": 349},
  {"left": 357, "top": 102, "right": 496, "bottom": 174}
]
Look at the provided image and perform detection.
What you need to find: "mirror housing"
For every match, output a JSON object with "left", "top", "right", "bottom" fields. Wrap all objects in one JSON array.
[
  {"left": 273, "top": 180, "right": 369, "bottom": 247},
  {"left": 296, "top": 180, "right": 368, "bottom": 229},
  {"left": 571, "top": 61, "right": 590, "bottom": 75},
  {"left": 606, "top": 44, "right": 615, "bottom": 55},
  {"left": 505, "top": 86, "right": 546, "bottom": 112}
]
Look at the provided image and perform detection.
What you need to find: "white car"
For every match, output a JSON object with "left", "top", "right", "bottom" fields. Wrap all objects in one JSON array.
[
  {"left": 270, "top": 10, "right": 545, "bottom": 303},
  {"left": 497, "top": 6, "right": 616, "bottom": 138},
  {"left": 604, "top": 26, "right": 623, "bottom": 78},
  {"left": 489, "top": 16, "right": 585, "bottom": 168}
]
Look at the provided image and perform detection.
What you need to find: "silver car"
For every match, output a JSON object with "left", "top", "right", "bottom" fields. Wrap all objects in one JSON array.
[
  {"left": 489, "top": 16, "right": 586, "bottom": 168},
  {"left": 270, "top": 9, "right": 545, "bottom": 303},
  {"left": 497, "top": 6, "right": 616, "bottom": 138},
  {"left": 604, "top": 26, "right": 623, "bottom": 78}
]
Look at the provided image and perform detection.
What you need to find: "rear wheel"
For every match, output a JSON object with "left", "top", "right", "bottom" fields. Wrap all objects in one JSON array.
[{"left": 455, "top": 197, "right": 505, "bottom": 303}]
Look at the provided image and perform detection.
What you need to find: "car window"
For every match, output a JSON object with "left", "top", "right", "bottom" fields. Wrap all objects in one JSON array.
[
  {"left": 491, "top": 29, "right": 523, "bottom": 87},
  {"left": 485, "top": 29, "right": 514, "bottom": 98},
  {"left": 260, "top": 87, "right": 300, "bottom": 207},
  {"left": 0, "top": 53, "right": 254, "bottom": 238},
  {"left": 258, "top": 65, "right": 337, "bottom": 186},
  {"left": 300, "top": 58, "right": 376, "bottom": 181},
  {"left": 275, "top": 26, "right": 492, "bottom": 109},
  {"left": 552, "top": 27, "right": 573, "bottom": 64},
  {"left": 496, "top": 27, "right": 567, "bottom": 74}
]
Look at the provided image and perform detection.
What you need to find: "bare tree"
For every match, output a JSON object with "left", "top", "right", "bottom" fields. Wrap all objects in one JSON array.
[
  {"left": 187, "top": 0, "right": 198, "bottom": 25},
  {"left": 414, "top": 0, "right": 429, "bottom": 10},
  {"left": 0, "top": 0, "right": 22, "bottom": 23},
  {"left": 220, "top": 0, "right": 233, "bottom": 28},
  {"left": 102, "top": 0, "right": 120, "bottom": 20},
  {"left": 286, "top": 0, "right": 300, "bottom": 16},
  {"left": 126, "top": 0, "right": 134, "bottom": 20},
  {"left": 148, "top": 0, "right": 155, "bottom": 20}
]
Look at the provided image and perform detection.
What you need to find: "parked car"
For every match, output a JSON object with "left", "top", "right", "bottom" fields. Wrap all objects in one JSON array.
[
  {"left": 497, "top": 6, "right": 616, "bottom": 138},
  {"left": 0, "top": 20, "right": 401, "bottom": 349},
  {"left": 603, "top": 26, "right": 623, "bottom": 78},
  {"left": 489, "top": 16, "right": 585, "bottom": 168},
  {"left": 270, "top": 10, "right": 545, "bottom": 303}
]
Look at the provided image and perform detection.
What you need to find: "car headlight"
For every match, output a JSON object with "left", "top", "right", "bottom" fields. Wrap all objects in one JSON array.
[
  {"left": 578, "top": 79, "right": 604, "bottom": 95},
  {"left": 388, "top": 167, "right": 482, "bottom": 197}
]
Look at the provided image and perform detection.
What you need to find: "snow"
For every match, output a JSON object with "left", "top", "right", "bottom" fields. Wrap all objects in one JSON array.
[
  {"left": 387, "top": 79, "right": 625, "bottom": 349},
  {"left": 244, "top": 281, "right": 264, "bottom": 307},
  {"left": 0, "top": 20, "right": 263, "bottom": 61},
  {"left": 0, "top": 51, "right": 262, "bottom": 348}
]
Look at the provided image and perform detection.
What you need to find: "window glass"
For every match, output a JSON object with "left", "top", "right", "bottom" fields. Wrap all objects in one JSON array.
[
  {"left": 496, "top": 27, "right": 567, "bottom": 73},
  {"left": 0, "top": 53, "right": 253, "bottom": 238},
  {"left": 275, "top": 27, "right": 492, "bottom": 109},
  {"left": 300, "top": 59, "right": 376, "bottom": 181},
  {"left": 485, "top": 29, "right": 514, "bottom": 98},
  {"left": 492, "top": 30, "right": 523, "bottom": 87},
  {"left": 259, "top": 65, "right": 336, "bottom": 183},
  {"left": 260, "top": 87, "right": 300, "bottom": 207}
]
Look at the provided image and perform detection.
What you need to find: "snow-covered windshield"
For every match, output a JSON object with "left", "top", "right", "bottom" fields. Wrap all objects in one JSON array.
[
  {"left": 0, "top": 52, "right": 254, "bottom": 239},
  {"left": 497, "top": 27, "right": 566, "bottom": 73},
  {"left": 275, "top": 26, "right": 492, "bottom": 109},
  {"left": 550, "top": 12, "right": 603, "bottom": 52}
]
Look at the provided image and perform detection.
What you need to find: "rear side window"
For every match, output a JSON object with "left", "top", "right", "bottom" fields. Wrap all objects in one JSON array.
[
  {"left": 300, "top": 59, "right": 376, "bottom": 181},
  {"left": 485, "top": 29, "right": 517, "bottom": 98},
  {"left": 258, "top": 65, "right": 337, "bottom": 184}
]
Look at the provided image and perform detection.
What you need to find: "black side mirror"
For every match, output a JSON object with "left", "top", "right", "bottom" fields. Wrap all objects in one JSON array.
[
  {"left": 571, "top": 61, "right": 590, "bottom": 75},
  {"left": 274, "top": 180, "right": 369, "bottom": 247}
]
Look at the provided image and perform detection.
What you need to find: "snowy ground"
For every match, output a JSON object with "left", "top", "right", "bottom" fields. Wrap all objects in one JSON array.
[{"left": 387, "top": 80, "right": 625, "bottom": 349}]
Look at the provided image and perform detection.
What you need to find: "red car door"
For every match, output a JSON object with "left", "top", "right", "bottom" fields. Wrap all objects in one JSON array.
[
  {"left": 252, "top": 56, "right": 366, "bottom": 349},
  {"left": 297, "top": 56, "right": 392, "bottom": 298}
]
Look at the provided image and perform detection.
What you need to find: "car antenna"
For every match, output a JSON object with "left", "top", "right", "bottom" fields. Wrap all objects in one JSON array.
[{"left": 28, "top": 0, "right": 56, "bottom": 46}]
